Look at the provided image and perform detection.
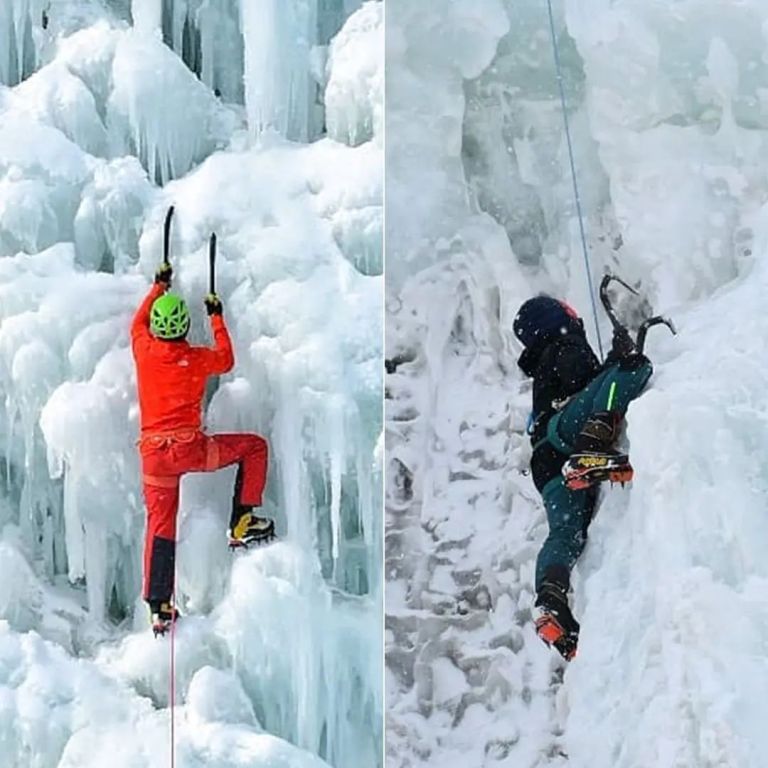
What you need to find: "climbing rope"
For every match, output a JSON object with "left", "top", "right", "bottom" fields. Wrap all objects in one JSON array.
[
  {"left": 169, "top": 555, "right": 178, "bottom": 768},
  {"left": 546, "top": 0, "right": 605, "bottom": 360}
]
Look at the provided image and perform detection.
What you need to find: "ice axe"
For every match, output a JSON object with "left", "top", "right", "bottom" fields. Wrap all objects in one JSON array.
[
  {"left": 208, "top": 232, "right": 217, "bottom": 296},
  {"left": 600, "top": 274, "right": 676, "bottom": 355},
  {"left": 636, "top": 316, "right": 676, "bottom": 355},
  {"left": 161, "top": 205, "right": 175, "bottom": 272},
  {"left": 600, "top": 274, "right": 637, "bottom": 334}
]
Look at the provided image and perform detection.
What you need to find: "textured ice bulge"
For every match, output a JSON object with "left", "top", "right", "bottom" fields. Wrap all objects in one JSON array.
[
  {"left": 0, "top": 2, "right": 381, "bottom": 767},
  {"left": 387, "top": 1, "right": 768, "bottom": 766}
]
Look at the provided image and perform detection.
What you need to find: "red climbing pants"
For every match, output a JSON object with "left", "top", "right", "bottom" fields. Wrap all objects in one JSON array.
[{"left": 140, "top": 430, "right": 269, "bottom": 602}]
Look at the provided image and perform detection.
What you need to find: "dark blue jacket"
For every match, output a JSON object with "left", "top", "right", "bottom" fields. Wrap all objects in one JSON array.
[{"left": 519, "top": 329, "right": 601, "bottom": 492}]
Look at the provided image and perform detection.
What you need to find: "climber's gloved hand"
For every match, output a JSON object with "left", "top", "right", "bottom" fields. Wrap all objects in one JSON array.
[
  {"left": 154, "top": 263, "right": 173, "bottom": 287},
  {"left": 609, "top": 325, "right": 635, "bottom": 360},
  {"left": 204, "top": 293, "right": 223, "bottom": 316}
]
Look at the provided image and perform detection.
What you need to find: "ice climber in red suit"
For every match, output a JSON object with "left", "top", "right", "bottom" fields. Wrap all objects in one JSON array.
[{"left": 131, "top": 261, "right": 274, "bottom": 634}]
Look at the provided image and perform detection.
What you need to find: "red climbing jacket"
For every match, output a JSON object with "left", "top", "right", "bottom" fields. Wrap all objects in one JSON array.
[{"left": 131, "top": 283, "right": 234, "bottom": 438}]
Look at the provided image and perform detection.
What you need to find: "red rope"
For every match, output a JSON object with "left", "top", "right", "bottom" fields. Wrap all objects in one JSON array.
[{"left": 170, "top": 546, "right": 178, "bottom": 767}]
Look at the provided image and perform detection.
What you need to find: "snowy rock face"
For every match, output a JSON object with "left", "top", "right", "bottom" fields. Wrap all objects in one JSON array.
[
  {"left": 387, "top": 1, "right": 768, "bottom": 767},
  {"left": 0, "top": 3, "right": 381, "bottom": 768},
  {"left": 386, "top": 260, "right": 568, "bottom": 766}
]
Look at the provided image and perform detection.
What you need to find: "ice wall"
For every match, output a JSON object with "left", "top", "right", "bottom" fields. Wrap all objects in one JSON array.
[
  {"left": 385, "top": 0, "right": 512, "bottom": 292},
  {"left": 387, "top": 1, "right": 768, "bottom": 766},
  {"left": 108, "top": 28, "right": 235, "bottom": 184},
  {"left": 0, "top": 623, "right": 334, "bottom": 768},
  {"left": 133, "top": 0, "right": 245, "bottom": 103},
  {"left": 134, "top": 0, "right": 363, "bottom": 141},
  {"left": 566, "top": 232, "right": 768, "bottom": 768},
  {"left": 458, "top": 0, "right": 766, "bottom": 315},
  {"left": 325, "top": 1, "right": 382, "bottom": 147},
  {"left": 240, "top": 0, "right": 321, "bottom": 141},
  {"left": 565, "top": 0, "right": 767, "bottom": 309},
  {"left": 0, "top": 3, "right": 381, "bottom": 767}
]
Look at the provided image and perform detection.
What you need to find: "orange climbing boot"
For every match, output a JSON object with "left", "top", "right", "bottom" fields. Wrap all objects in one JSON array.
[{"left": 534, "top": 582, "right": 579, "bottom": 661}]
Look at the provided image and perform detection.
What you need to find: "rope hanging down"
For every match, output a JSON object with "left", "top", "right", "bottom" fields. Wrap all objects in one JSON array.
[
  {"left": 546, "top": 0, "right": 604, "bottom": 360},
  {"left": 169, "top": 555, "right": 177, "bottom": 768}
]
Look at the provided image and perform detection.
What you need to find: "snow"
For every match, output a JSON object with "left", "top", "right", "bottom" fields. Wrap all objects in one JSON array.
[
  {"left": 0, "top": 2, "right": 380, "bottom": 767},
  {"left": 387, "top": 1, "right": 768, "bottom": 767}
]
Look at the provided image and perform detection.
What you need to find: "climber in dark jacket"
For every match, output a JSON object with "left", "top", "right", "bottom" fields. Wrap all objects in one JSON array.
[{"left": 514, "top": 295, "right": 652, "bottom": 661}]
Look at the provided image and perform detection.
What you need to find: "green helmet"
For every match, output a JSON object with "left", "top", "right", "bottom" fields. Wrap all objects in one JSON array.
[{"left": 150, "top": 293, "right": 190, "bottom": 340}]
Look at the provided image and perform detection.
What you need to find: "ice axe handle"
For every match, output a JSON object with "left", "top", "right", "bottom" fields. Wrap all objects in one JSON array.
[
  {"left": 208, "top": 233, "right": 217, "bottom": 296},
  {"left": 600, "top": 273, "right": 637, "bottom": 331},
  {"left": 163, "top": 205, "right": 175, "bottom": 268}
]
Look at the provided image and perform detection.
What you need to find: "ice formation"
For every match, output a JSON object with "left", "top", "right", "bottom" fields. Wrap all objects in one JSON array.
[
  {"left": 387, "top": 1, "right": 768, "bottom": 766},
  {"left": 326, "top": 1, "right": 383, "bottom": 147},
  {"left": 0, "top": 0, "right": 46, "bottom": 86},
  {"left": 0, "top": 2, "right": 381, "bottom": 767}
]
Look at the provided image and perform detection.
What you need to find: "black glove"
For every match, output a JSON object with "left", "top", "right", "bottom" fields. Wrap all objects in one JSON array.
[
  {"left": 155, "top": 263, "right": 172, "bottom": 286},
  {"left": 204, "top": 293, "right": 223, "bottom": 316}
]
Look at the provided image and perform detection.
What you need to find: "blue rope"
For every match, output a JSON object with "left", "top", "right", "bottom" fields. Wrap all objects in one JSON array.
[{"left": 546, "top": 0, "right": 604, "bottom": 360}]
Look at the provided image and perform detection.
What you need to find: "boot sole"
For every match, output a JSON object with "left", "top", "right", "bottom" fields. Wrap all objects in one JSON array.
[
  {"left": 228, "top": 533, "right": 277, "bottom": 551},
  {"left": 564, "top": 466, "right": 634, "bottom": 491}
]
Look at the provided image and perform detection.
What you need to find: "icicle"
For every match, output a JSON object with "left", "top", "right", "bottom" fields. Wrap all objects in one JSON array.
[
  {"left": 197, "top": 0, "right": 244, "bottom": 102},
  {"left": 239, "top": 0, "right": 320, "bottom": 140},
  {"left": 328, "top": 395, "right": 344, "bottom": 569},
  {"left": 275, "top": 367, "right": 306, "bottom": 545},
  {"left": 0, "top": 0, "right": 45, "bottom": 86}
]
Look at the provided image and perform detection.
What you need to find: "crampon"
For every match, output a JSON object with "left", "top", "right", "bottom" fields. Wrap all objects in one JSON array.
[
  {"left": 150, "top": 601, "right": 179, "bottom": 638},
  {"left": 562, "top": 452, "right": 634, "bottom": 490},
  {"left": 535, "top": 610, "right": 579, "bottom": 661},
  {"left": 535, "top": 582, "right": 580, "bottom": 661},
  {"left": 227, "top": 513, "right": 276, "bottom": 551}
]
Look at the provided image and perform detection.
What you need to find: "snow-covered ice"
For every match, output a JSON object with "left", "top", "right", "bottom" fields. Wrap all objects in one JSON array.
[
  {"left": 0, "top": 2, "right": 382, "bottom": 767},
  {"left": 386, "top": 1, "right": 768, "bottom": 767}
]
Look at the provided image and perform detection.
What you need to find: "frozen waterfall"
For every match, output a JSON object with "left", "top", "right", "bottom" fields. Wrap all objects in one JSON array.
[{"left": 0, "top": 2, "right": 382, "bottom": 767}]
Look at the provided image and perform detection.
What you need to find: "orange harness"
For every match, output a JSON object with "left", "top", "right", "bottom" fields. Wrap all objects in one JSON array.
[
  {"left": 139, "top": 429, "right": 221, "bottom": 488},
  {"left": 138, "top": 427, "right": 200, "bottom": 449}
]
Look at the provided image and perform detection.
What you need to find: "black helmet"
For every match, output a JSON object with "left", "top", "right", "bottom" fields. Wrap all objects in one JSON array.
[{"left": 513, "top": 295, "right": 582, "bottom": 349}]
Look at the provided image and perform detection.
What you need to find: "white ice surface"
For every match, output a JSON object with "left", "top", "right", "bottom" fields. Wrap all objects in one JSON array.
[
  {"left": 387, "top": 1, "right": 768, "bottom": 767},
  {"left": 0, "top": 3, "right": 381, "bottom": 767},
  {"left": 326, "top": 2, "right": 383, "bottom": 147}
]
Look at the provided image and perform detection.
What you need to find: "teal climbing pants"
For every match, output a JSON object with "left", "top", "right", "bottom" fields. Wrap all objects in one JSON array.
[{"left": 535, "top": 358, "right": 653, "bottom": 590}]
